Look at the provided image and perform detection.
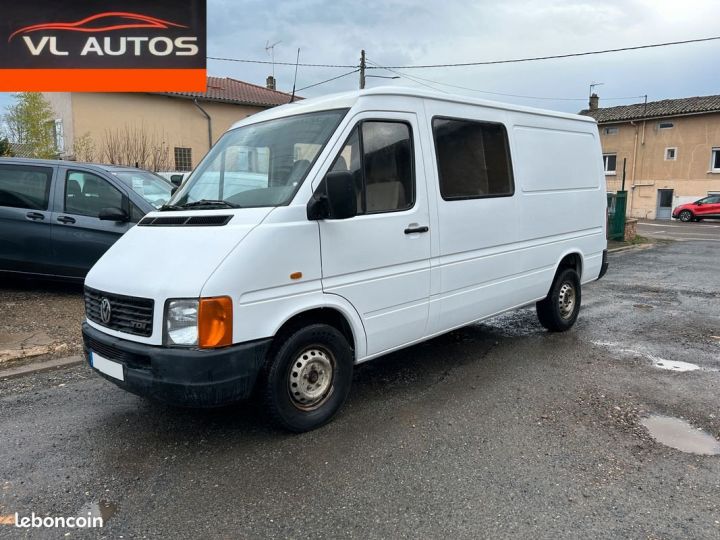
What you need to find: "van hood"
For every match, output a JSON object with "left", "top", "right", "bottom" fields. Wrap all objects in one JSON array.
[{"left": 85, "top": 208, "right": 272, "bottom": 298}]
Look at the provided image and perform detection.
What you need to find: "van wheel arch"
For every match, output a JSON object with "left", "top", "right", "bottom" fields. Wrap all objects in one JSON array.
[
  {"left": 272, "top": 308, "right": 356, "bottom": 358},
  {"left": 554, "top": 252, "right": 583, "bottom": 283}
]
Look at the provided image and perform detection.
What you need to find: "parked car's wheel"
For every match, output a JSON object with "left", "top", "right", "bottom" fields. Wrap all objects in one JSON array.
[
  {"left": 536, "top": 268, "right": 581, "bottom": 332},
  {"left": 679, "top": 210, "right": 693, "bottom": 222},
  {"left": 261, "top": 324, "right": 353, "bottom": 432}
]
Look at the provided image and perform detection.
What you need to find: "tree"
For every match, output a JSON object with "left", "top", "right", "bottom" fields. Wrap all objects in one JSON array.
[
  {"left": 73, "top": 132, "right": 96, "bottom": 162},
  {"left": 99, "top": 124, "right": 172, "bottom": 172},
  {"left": 3, "top": 92, "right": 57, "bottom": 159},
  {"left": 0, "top": 138, "right": 12, "bottom": 157}
]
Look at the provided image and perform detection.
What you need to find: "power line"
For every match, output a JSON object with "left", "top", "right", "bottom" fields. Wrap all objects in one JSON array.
[
  {"left": 209, "top": 35, "right": 719, "bottom": 73},
  {"left": 367, "top": 59, "right": 646, "bottom": 102},
  {"left": 368, "top": 35, "right": 720, "bottom": 69},
  {"left": 208, "top": 56, "right": 355, "bottom": 69},
  {"left": 296, "top": 69, "right": 360, "bottom": 92},
  {"left": 365, "top": 60, "right": 449, "bottom": 93}
]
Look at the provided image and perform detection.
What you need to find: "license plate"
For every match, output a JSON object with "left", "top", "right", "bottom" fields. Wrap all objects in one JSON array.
[{"left": 90, "top": 351, "right": 124, "bottom": 381}]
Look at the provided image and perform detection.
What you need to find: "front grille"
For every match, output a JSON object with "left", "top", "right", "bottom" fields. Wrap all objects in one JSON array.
[
  {"left": 138, "top": 215, "right": 232, "bottom": 226},
  {"left": 85, "top": 287, "right": 154, "bottom": 337},
  {"left": 83, "top": 334, "right": 151, "bottom": 369}
]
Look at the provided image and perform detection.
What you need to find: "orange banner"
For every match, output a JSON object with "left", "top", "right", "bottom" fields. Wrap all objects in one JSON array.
[{"left": 0, "top": 69, "right": 207, "bottom": 92}]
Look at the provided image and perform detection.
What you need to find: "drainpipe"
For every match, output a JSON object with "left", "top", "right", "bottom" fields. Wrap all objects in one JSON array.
[
  {"left": 629, "top": 121, "right": 639, "bottom": 217},
  {"left": 193, "top": 98, "right": 213, "bottom": 151}
]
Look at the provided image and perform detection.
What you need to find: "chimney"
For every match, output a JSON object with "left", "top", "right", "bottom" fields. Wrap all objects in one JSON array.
[
  {"left": 589, "top": 93, "right": 599, "bottom": 111},
  {"left": 266, "top": 75, "right": 276, "bottom": 91}
]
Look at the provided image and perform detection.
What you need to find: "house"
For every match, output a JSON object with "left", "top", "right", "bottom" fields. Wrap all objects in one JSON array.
[
  {"left": 580, "top": 94, "right": 720, "bottom": 219},
  {"left": 43, "top": 76, "right": 293, "bottom": 172}
]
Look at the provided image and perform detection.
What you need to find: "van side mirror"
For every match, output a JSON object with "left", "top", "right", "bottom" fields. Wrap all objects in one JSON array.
[
  {"left": 170, "top": 175, "right": 184, "bottom": 187},
  {"left": 308, "top": 171, "right": 357, "bottom": 220},
  {"left": 98, "top": 207, "right": 130, "bottom": 222}
]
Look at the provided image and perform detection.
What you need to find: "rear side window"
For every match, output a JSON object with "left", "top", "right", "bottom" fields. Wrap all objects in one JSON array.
[
  {"left": 432, "top": 118, "right": 514, "bottom": 200},
  {"left": 329, "top": 120, "right": 414, "bottom": 214},
  {"left": 0, "top": 164, "right": 52, "bottom": 210}
]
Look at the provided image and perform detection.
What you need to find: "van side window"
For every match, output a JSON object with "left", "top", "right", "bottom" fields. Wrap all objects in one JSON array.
[
  {"left": 432, "top": 118, "right": 514, "bottom": 200},
  {"left": 0, "top": 165, "right": 52, "bottom": 210},
  {"left": 329, "top": 120, "right": 414, "bottom": 214},
  {"left": 65, "top": 171, "right": 124, "bottom": 218}
]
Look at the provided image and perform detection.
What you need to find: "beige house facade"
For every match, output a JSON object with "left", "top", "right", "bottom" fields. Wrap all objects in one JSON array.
[
  {"left": 43, "top": 76, "right": 292, "bottom": 172},
  {"left": 581, "top": 95, "right": 720, "bottom": 219}
]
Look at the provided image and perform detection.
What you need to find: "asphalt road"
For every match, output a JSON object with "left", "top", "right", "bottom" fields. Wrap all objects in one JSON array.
[
  {"left": 2, "top": 241, "right": 720, "bottom": 539},
  {"left": 638, "top": 218, "right": 720, "bottom": 242}
]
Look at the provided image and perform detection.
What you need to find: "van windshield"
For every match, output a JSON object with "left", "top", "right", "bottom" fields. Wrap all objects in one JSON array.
[{"left": 167, "top": 109, "right": 348, "bottom": 210}]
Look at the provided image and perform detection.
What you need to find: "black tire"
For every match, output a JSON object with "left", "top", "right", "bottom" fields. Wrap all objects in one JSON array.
[
  {"left": 679, "top": 210, "right": 693, "bottom": 222},
  {"left": 260, "top": 324, "right": 353, "bottom": 432},
  {"left": 536, "top": 268, "right": 581, "bottom": 332}
]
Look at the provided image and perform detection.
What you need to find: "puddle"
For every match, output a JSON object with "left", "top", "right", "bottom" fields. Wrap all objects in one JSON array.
[
  {"left": 77, "top": 500, "right": 117, "bottom": 524},
  {"left": 641, "top": 415, "right": 720, "bottom": 455},
  {"left": 591, "top": 341, "right": 711, "bottom": 372},
  {"left": 649, "top": 357, "right": 700, "bottom": 372}
]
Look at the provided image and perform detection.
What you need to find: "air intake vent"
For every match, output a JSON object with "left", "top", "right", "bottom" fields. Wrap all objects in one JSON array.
[{"left": 138, "top": 215, "right": 232, "bottom": 227}]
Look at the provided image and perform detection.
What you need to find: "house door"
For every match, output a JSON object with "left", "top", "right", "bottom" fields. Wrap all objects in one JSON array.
[{"left": 656, "top": 189, "right": 673, "bottom": 220}]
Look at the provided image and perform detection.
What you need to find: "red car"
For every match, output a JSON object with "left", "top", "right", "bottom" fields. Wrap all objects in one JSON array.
[{"left": 672, "top": 195, "right": 720, "bottom": 222}]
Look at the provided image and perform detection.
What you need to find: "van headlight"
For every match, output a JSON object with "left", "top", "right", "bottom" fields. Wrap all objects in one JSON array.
[
  {"left": 164, "top": 297, "right": 233, "bottom": 348},
  {"left": 164, "top": 299, "right": 199, "bottom": 346}
]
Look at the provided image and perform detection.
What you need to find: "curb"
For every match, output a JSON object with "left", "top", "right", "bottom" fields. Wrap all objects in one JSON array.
[
  {"left": 0, "top": 355, "right": 84, "bottom": 381},
  {"left": 608, "top": 243, "right": 654, "bottom": 254}
]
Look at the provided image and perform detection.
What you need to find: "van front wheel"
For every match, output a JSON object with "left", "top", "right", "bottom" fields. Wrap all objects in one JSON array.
[
  {"left": 261, "top": 324, "right": 353, "bottom": 432},
  {"left": 536, "top": 268, "right": 581, "bottom": 332}
]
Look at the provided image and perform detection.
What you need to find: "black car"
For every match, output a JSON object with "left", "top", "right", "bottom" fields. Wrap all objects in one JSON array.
[{"left": 0, "top": 158, "right": 173, "bottom": 280}]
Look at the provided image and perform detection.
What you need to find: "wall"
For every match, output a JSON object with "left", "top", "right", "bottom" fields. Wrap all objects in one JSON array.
[
  {"left": 598, "top": 112, "right": 720, "bottom": 219},
  {"left": 49, "top": 92, "right": 265, "bottom": 170}
]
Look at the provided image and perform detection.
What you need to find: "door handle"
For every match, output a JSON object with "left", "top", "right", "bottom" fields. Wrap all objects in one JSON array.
[
  {"left": 26, "top": 212, "right": 45, "bottom": 221},
  {"left": 57, "top": 216, "right": 76, "bottom": 224},
  {"left": 404, "top": 225, "right": 429, "bottom": 234}
]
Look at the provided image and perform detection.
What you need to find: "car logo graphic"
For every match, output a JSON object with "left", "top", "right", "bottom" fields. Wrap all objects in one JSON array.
[
  {"left": 9, "top": 12, "right": 187, "bottom": 42},
  {"left": 100, "top": 298, "right": 112, "bottom": 324}
]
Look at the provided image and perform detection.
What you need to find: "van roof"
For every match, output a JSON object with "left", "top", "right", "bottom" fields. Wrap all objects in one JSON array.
[
  {"left": 0, "top": 156, "right": 159, "bottom": 175},
  {"left": 229, "top": 86, "right": 598, "bottom": 130}
]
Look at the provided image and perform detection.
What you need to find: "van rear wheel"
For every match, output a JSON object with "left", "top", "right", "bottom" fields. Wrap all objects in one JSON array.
[
  {"left": 261, "top": 324, "right": 353, "bottom": 432},
  {"left": 536, "top": 268, "right": 581, "bottom": 332}
]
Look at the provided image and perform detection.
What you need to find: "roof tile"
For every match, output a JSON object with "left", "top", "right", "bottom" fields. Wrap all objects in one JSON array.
[
  {"left": 159, "top": 76, "right": 298, "bottom": 107},
  {"left": 579, "top": 94, "right": 720, "bottom": 123}
]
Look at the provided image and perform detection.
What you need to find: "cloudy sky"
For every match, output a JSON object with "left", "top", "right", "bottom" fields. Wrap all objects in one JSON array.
[{"left": 1, "top": 0, "right": 719, "bottom": 117}]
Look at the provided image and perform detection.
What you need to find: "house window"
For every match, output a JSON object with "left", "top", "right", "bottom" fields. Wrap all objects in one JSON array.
[
  {"left": 712, "top": 148, "right": 720, "bottom": 172},
  {"left": 174, "top": 147, "right": 192, "bottom": 171},
  {"left": 603, "top": 153, "right": 617, "bottom": 175},
  {"left": 658, "top": 121, "right": 674, "bottom": 129},
  {"left": 604, "top": 127, "right": 619, "bottom": 135},
  {"left": 665, "top": 147, "right": 677, "bottom": 161},
  {"left": 432, "top": 117, "right": 514, "bottom": 200}
]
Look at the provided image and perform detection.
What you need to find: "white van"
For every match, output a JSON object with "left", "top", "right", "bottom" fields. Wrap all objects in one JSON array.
[{"left": 83, "top": 87, "right": 608, "bottom": 431}]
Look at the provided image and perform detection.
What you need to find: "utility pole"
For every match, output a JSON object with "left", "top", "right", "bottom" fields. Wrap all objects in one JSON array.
[{"left": 359, "top": 50, "right": 366, "bottom": 90}]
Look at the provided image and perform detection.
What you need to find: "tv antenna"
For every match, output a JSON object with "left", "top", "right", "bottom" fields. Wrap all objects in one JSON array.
[
  {"left": 589, "top": 81, "right": 604, "bottom": 97},
  {"left": 265, "top": 40, "right": 282, "bottom": 78}
]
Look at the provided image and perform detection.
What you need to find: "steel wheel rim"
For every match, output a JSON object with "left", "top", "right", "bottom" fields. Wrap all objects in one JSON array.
[
  {"left": 558, "top": 282, "right": 576, "bottom": 319},
  {"left": 288, "top": 347, "right": 335, "bottom": 410}
]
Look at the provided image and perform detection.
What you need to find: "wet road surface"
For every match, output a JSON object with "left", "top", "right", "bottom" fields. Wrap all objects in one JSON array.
[
  {"left": 1, "top": 241, "right": 720, "bottom": 539},
  {"left": 638, "top": 218, "right": 720, "bottom": 242}
]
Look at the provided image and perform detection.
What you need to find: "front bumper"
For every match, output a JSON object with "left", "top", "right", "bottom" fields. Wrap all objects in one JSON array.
[{"left": 82, "top": 322, "right": 272, "bottom": 407}]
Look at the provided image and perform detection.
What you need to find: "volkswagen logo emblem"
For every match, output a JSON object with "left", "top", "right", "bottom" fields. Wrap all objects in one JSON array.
[{"left": 100, "top": 298, "right": 112, "bottom": 324}]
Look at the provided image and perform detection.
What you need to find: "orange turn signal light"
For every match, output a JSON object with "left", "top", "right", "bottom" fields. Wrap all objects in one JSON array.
[{"left": 198, "top": 296, "right": 233, "bottom": 349}]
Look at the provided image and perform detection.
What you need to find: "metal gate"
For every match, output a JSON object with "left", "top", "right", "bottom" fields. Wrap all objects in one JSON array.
[
  {"left": 607, "top": 191, "right": 627, "bottom": 241},
  {"left": 656, "top": 189, "right": 674, "bottom": 220}
]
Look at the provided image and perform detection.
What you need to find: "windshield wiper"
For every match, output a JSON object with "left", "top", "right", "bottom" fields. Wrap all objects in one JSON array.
[
  {"left": 159, "top": 203, "right": 184, "bottom": 211},
  {"left": 180, "top": 199, "right": 239, "bottom": 209}
]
